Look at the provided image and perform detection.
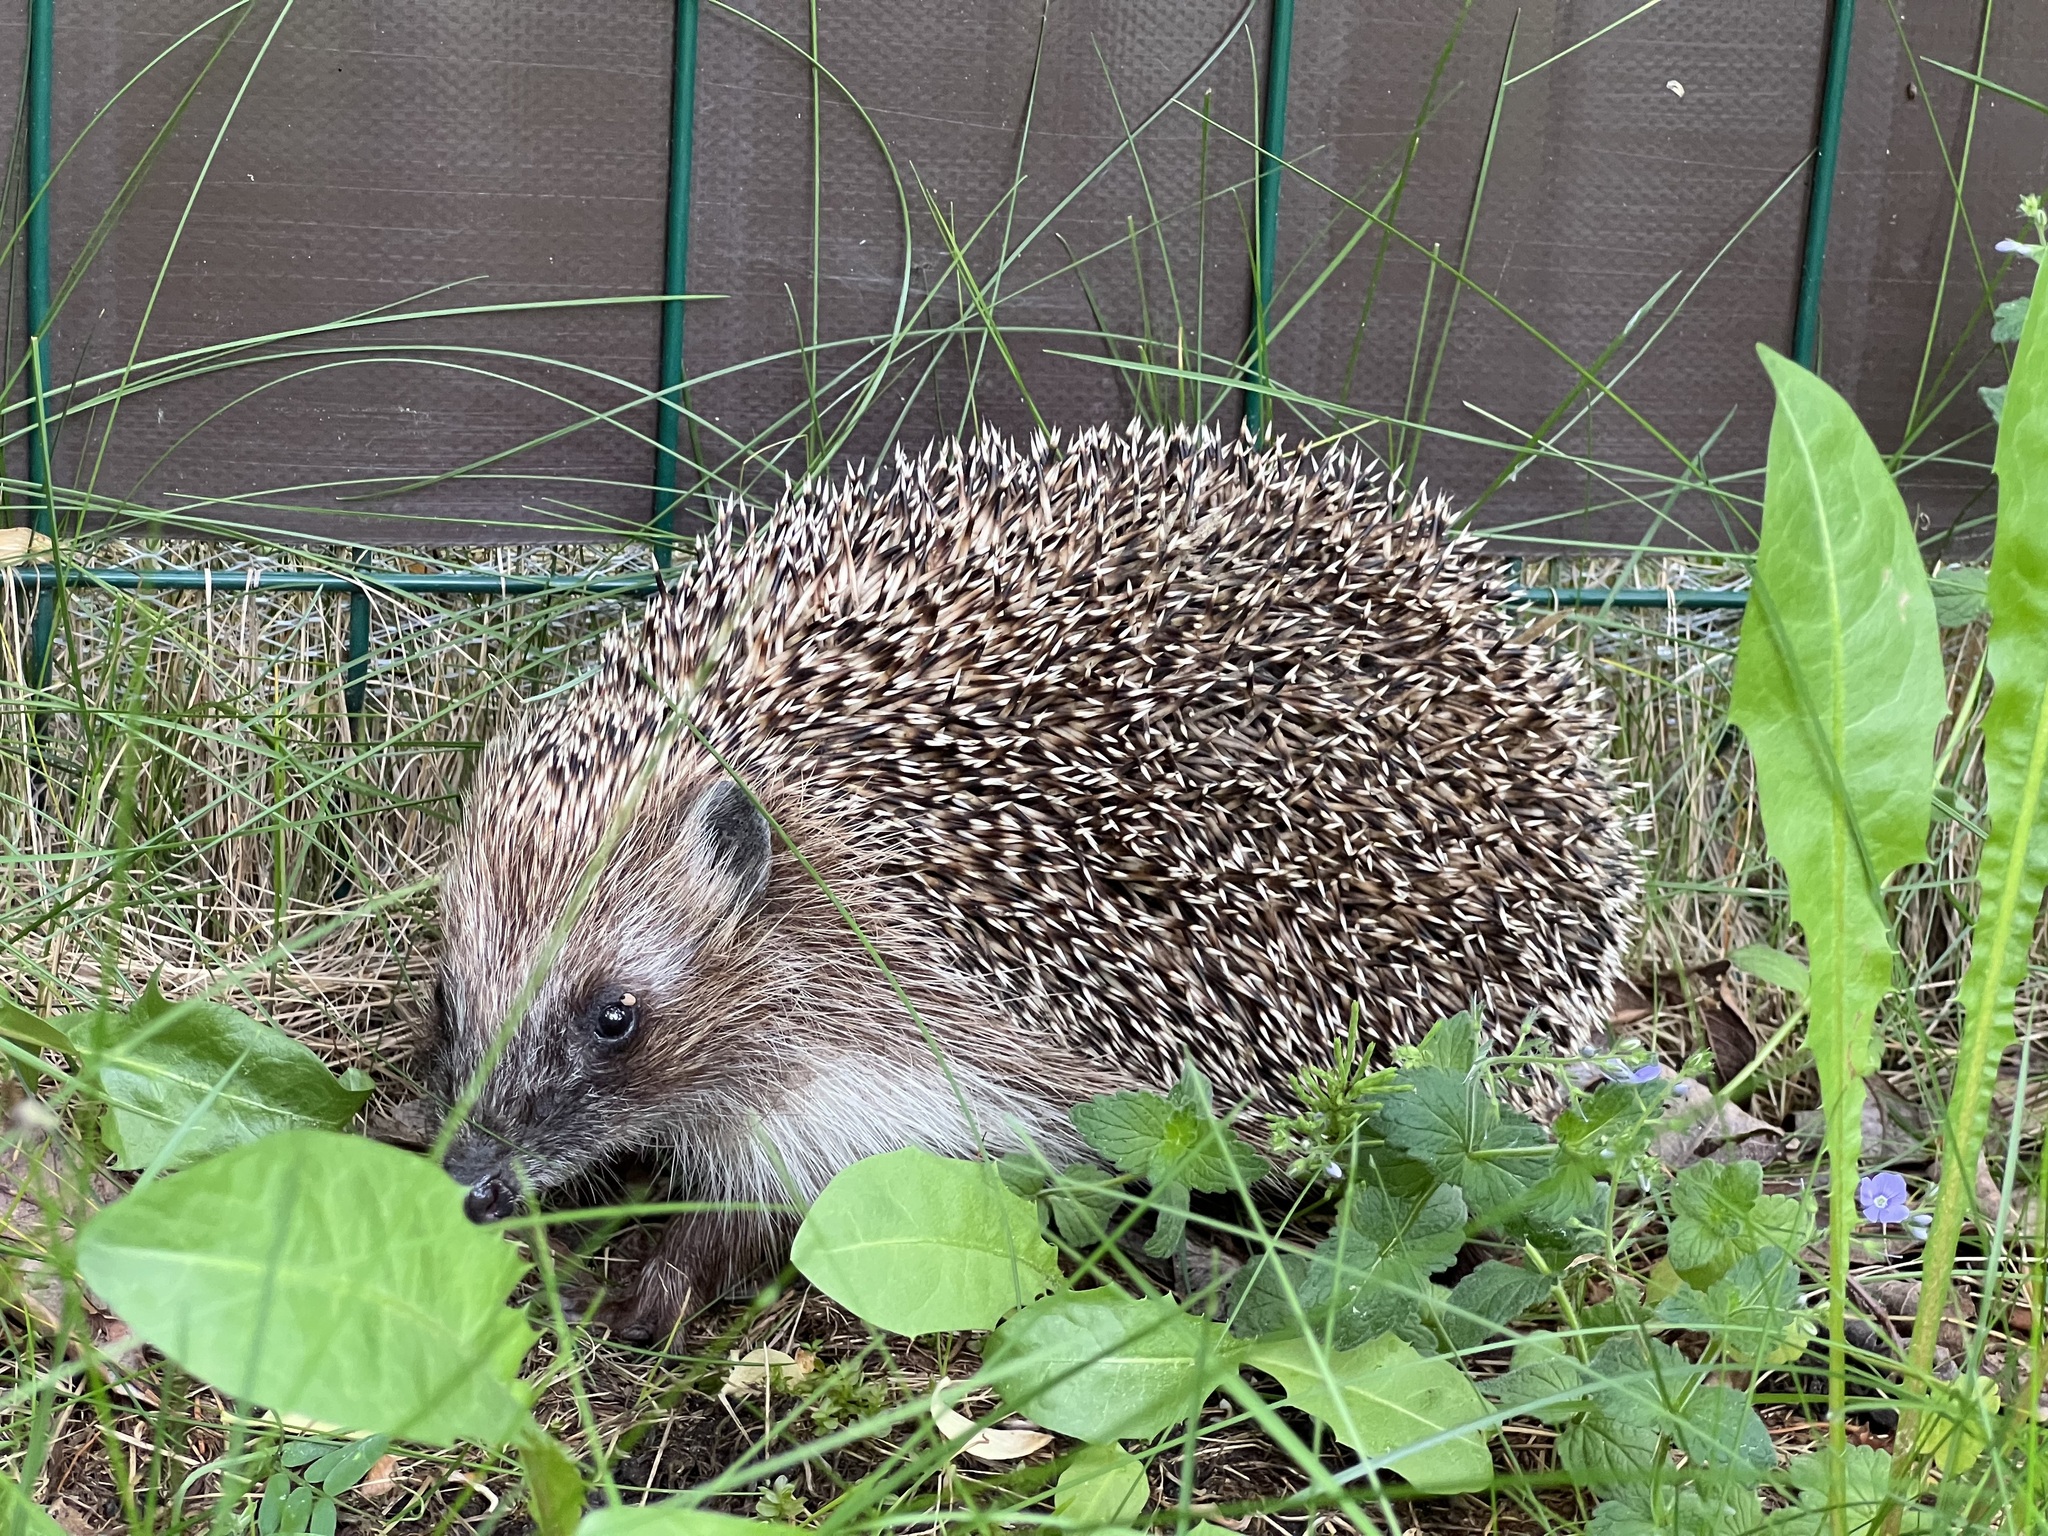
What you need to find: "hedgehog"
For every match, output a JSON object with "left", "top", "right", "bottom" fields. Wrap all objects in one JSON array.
[{"left": 431, "top": 422, "right": 1640, "bottom": 1340}]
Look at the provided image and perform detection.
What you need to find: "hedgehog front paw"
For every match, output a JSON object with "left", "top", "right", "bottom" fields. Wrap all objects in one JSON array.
[
  {"left": 594, "top": 1209, "right": 794, "bottom": 1347},
  {"left": 595, "top": 1263, "right": 699, "bottom": 1347}
]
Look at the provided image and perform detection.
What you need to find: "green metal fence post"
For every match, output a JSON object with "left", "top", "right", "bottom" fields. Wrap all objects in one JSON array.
[
  {"left": 650, "top": 0, "right": 702, "bottom": 562},
  {"left": 1791, "top": 0, "right": 1858, "bottom": 369},
  {"left": 1242, "top": 0, "right": 1295, "bottom": 433},
  {"left": 344, "top": 584, "right": 371, "bottom": 727}
]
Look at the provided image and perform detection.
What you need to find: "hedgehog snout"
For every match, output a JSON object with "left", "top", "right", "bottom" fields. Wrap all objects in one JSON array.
[
  {"left": 463, "top": 1171, "right": 520, "bottom": 1224},
  {"left": 444, "top": 1123, "right": 522, "bottom": 1224}
]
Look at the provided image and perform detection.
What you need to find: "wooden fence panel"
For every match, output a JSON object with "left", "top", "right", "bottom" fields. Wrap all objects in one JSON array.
[{"left": 0, "top": 1, "right": 2041, "bottom": 550}]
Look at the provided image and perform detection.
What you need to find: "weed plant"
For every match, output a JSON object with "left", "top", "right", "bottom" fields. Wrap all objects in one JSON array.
[{"left": 1, "top": 5, "right": 2045, "bottom": 1536}]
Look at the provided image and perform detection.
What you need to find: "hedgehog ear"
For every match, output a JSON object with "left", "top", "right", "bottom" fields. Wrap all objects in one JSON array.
[{"left": 685, "top": 777, "right": 772, "bottom": 919}]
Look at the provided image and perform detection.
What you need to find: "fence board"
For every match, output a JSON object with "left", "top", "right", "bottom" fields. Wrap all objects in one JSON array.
[{"left": 2, "top": 0, "right": 2042, "bottom": 551}]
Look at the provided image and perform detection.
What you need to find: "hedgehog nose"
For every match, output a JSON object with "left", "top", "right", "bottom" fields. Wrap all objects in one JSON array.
[{"left": 464, "top": 1173, "right": 519, "bottom": 1224}]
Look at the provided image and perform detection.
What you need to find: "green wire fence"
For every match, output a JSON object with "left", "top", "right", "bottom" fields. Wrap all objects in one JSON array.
[{"left": 6, "top": 0, "right": 1872, "bottom": 698}]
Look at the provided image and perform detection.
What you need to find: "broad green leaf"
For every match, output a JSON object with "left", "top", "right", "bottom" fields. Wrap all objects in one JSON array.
[
  {"left": 1053, "top": 1443, "right": 1148, "bottom": 1527},
  {"left": 1583, "top": 1334, "right": 1701, "bottom": 1432},
  {"left": 0, "top": 999, "right": 70, "bottom": 1056},
  {"left": 1670, "top": 1383, "right": 1775, "bottom": 1485},
  {"left": 1537, "top": 1080, "right": 1663, "bottom": 1227},
  {"left": 790, "top": 1148, "right": 1058, "bottom": 1336},
  {"left": 1394, "top": 1011, "right": 1481, "bottom": 1074},
  {"left": 0, "top": 1474, "right": 65, "bottom": 1536},
  {"left": 1733, "top": 351, "right": 1943, "bottom": 1313},
  {"left": 1910, "top": 1373, "right": 1999, "bottom": 1477},
  {"left": 1725, "top": 944, "right": 1811, "bottom": 997},
  {"left": 1438, "top": 1260, "right": 1551, "bottom": 1352},
  {"left": 1229, "top": 1180, "right": 1464, "bottom": 1347},
  {"left": 76, "top": 1129, "right": 534, "bottom": 1446},
  {"left": 1492, "top": 1335, "right": 1595, "bottom": 1424},
  {"left": 1914, "top": 255, "right": 2048, "bottom": 1400},
  {"left": 1070, "top": 1065, "right": 1269, "bottom": 1195},
  {"left": 1590, "top": 1484, "right": 1762, "bottom": 1536},
  {"left": 1771, "top": 1447, "right": 1933, "bottom": 1536},
  {"left": 1655, "top": 1249, "right": 1813, "bottom": 1367},
  {"left": 73, "top": 980, "right": 372, "bottom": 1171},
  {"left": 1556, "top": 1410, "right": 1663, "bottom": 1484},
  {"left": 1225, "top": 1248, "right": 1313, "bottom": 1340},
  {"left": 1375, "top": 1068, "right": 1552, "bottom": 1215},
  {"left": 1046, "top": 1163, "right": 1122, "bottom": 1252},
  {"left": 577, "top": 1509, "right": 767, "bottom": 1536},
  {"left": 1929, "top": 565, "right": 1990, "bottom": 629},
  {"left": 304, "top": 1436, "right": 390, "bottom": 1494},
  {"left": 1240, "top": 1332, "right": 1492, "bottom": 1493},
  {"left": 1666, "top": 1160, "right": 1812, "bottom": 1289},
  {"left": 519, "top": 1428, "right": 585, "bottom": 1536},
  {"left": 981, "top": 1287, "right": 1237, "bottom": 1442}
]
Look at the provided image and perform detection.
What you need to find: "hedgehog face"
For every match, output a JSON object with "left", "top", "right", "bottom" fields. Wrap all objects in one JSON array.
[{"left": 431, "top": 773, "right": 775, "bottom": 1222}]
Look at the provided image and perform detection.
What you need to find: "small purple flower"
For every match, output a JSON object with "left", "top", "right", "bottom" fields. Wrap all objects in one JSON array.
[
  {"left": 1857, "top": 1170, "right": 1911, "bottom": 1225},
  {"left": 1601, "top": 1059, "right": 1664, "bottom": 1085}
]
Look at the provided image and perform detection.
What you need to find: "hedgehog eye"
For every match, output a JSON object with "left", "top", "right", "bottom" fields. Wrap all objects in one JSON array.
[{"left": 590, "top": 991, "right": 640, "bottom": 1046}]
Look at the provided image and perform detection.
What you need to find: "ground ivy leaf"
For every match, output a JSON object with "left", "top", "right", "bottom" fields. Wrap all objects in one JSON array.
[
  {"left": 1491, "top": 1336, "right": 1595, "bottom": 1424},
  {"left": 1296, "top": 1181, "right": 1467, "bottom": 1349},
  {"left": 1671, "top": 1383, "right": 1775, "bottom": 1485},
  {"left": 1655, "top": 1248, "right": 1814, "bottom": 1366},
  {"left": 1239, "top": 1332, "right": 1493, "bottom": 1494},
  {"left": 791, "top": 1148, "right": 1059, "bottom": 1336},
  {"left": 73, "top": 980, "right": 372, "bottom": 1171},
  {"left": 1394, "top": 1011, "right": 1481, "bottom": 1074},
  {"left": 1773, "top": 1447, "right": 1933, "bottom": 1536},
  {"left": 1439, "top": 1260, "right": 1551, "bottom": 1352},
  {"left": 1909, "top": 1373, "right": 2000, "bottom": 1478},
  {"left": 1046, "top": 1163, "right": 1122, "bottom": 1252},
  {"left": 1375, "top": 1068, "right": 1552, "bottom": 1216},
  {"left": 1225, "top": 1248, "right": 1314, "bottom": 1340},
  {"left": 1072, "top": 1066, "right": 1269, "bottom": 1195},
  {"left": 1070, "top": 1092, "right": 1174, "bottom": 1172},
  {"left": 1556, "top": 1408, "right": 1664, "bottom": 1484},
  {"left": 1140, "top": 1182, "right": 1190, "bottom": 1258},
  {"left": 981, "top": 1287, "right": 1237, "bottom": 1442},
  {"left": 1590, "top": 1484, "right": 1763, "bottom": 1536},
  {"left": 75, "top": 1129, "right": 534, "bottom": 1447},
  {"left": 1665, "top": 1159, "right": 1812, "bottom": 1288}
]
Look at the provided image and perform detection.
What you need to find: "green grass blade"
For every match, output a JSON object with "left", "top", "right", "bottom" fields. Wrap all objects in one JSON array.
[{"left": 1908, "top": 254, "right": 2048, "bottom": 1417}]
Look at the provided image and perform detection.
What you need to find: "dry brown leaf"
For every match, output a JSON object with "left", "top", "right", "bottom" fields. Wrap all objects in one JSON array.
[
  {"left": 930, "top": 1376, "right": 1052, "bottom": 1463},
  {"left": 0, "top": 528, "right": 52, "bottom": 567},
  {"left": 357, "top": 1454, "right": 405, "bottom": 1506},
  {"left": 722, "top": 1345, "right": 817, "bottom": 1397}
]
